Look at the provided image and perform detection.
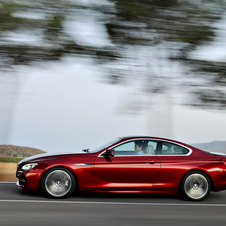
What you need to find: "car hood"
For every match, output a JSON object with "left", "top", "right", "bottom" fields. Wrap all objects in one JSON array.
[{"left": 18, "top": 151, "right": 86, "bottom": 164}]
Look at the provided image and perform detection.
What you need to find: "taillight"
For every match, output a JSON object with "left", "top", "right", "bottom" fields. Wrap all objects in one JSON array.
[{"left": 221, "top": 158, "right": 226, "bottom": 165}]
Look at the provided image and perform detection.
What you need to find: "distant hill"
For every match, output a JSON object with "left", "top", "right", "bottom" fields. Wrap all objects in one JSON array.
[
  {"left": 193, "top": 141, "right": 226, "bottom": 153},
  {"left": 0, "top": 145, "right": 46, "bottom": 158}
]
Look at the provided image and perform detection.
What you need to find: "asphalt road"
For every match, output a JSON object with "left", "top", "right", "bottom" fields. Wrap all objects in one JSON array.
[{"left": 1, "top": 182, "right": 226, "bottom": 226}]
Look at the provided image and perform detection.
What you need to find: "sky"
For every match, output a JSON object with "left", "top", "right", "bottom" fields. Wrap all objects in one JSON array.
[
  {"left": 1, "top": 1, "right": 226, "bottom": 153},
  {"left": 6, "top": 57, "right": 226, "bottom": 153}
]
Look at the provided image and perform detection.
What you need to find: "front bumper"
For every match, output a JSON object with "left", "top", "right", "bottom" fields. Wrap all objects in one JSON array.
[{"left": 16, "top": 169, "right": 40, "bottom": 192}]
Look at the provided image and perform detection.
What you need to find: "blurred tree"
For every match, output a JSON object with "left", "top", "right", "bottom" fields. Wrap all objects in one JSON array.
[
  {"left": 0, "top": 0, "right": 226, "bottom": 109},
  {"left": 0, "top": 0, "right": 120, "bottom": 67},
  {"left": 101, "top": 0, "right": 226, "bottom": 110}
]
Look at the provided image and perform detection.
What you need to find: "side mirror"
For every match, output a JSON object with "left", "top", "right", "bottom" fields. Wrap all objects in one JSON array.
[{"left": 104, "top": 149, "right": 114, "bottom": 157}]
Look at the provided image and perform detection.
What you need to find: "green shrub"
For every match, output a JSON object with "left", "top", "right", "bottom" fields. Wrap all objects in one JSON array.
[{"left": 0, "top": 157, "right": 23, "bottom": 163}]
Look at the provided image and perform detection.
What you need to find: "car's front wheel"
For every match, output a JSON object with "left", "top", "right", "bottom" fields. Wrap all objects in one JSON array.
[
  {"left": 41, "top": 167, "right": 76, "bottom": 198},
  {"left": 181, "top": 171, "right": 211, "bottom": 201}
]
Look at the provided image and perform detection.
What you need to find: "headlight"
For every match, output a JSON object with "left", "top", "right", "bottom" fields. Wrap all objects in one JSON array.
[{"left": 22, "top": 163, "right": 38, "bottom": 171}]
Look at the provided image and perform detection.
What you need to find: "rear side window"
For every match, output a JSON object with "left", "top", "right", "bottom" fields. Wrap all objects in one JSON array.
[{"left": 160, "top": 142, "right": 189, "bottom": 155}]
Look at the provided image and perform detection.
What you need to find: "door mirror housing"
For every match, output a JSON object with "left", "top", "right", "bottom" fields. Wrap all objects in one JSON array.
[{"left": 104, "top": 149, "right": 114, "bottom": 157}]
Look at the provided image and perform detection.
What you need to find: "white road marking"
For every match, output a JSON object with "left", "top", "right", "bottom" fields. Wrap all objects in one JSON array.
[{"left": 0, "top": 199, "right": 226, "bottom": 207}]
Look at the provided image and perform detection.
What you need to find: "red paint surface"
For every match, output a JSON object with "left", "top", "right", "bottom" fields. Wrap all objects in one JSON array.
[{"left": 16, "top": 136, "right": 226, "bottom": 195}]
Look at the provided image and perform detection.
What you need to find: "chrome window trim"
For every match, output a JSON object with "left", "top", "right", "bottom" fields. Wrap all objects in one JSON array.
[
  {"left": 99, "top": 155, "right": 157, "bottom": 157},
  {"left": 98, "top": 138, "right": 192, "bottom": 157}
]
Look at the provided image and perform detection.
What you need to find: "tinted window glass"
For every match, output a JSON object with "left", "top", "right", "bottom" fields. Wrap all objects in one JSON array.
[
  {"left": 146, "top": 141, "right": 157, "bottom": 155},
  {"left": 113, "top": 141, "right": 135, "bottom": 156},
  {"left": 160, "top": 142, "right": 189, "bottom": 155},
  {"left": 113, "top": 140, "right": 158, "bottom": 156}
]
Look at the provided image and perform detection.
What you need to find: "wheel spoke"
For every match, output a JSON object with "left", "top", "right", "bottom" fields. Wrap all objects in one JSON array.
[
  {"left": 184, "top": 173, "right": 209, "bottom": 200},
  {"left": 45, "top": 170, "right": 72, "bottom": 197}
]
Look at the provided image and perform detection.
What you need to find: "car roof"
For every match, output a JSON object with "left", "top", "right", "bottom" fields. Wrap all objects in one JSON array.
[{"left": 120, "top": 136, "right": 175, "bottom": 142}]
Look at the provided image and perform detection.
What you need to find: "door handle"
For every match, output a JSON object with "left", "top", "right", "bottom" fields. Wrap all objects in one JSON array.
[{"left": 146, "top": 160, "right": 156, "bottom": 164}]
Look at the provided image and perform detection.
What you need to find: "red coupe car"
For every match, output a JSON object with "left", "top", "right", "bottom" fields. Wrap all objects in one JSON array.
[{"left": 16, "top": 136, "right": 226, "bottom": 201}]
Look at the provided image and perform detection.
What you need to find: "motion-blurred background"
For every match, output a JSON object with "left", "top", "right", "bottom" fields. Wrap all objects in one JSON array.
[{"left": 1, "top": 0, "right": 226, "bottom": 154}]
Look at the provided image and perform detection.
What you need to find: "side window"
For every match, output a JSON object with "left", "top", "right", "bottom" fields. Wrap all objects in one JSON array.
[
  {"left": 160, "top": 142, "right": 189, "bottom": 155},
  {"left": 113, "top": 141, "right": 135, "bottom": 156},
  {"left": 146, "top": 141, "right": 157, "bottom": 155},
  {"left": 112, "top": 140, "right": 158, "bottom": 156}
]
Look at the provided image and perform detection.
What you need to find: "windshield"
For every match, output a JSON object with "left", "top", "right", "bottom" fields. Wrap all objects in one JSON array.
[{"left": 88, "top": 137, "right": 122, "bottom": 153}]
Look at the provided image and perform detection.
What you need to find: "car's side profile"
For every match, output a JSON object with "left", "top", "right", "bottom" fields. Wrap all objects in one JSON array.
[{"left": 16, "top": 136, "right": 226, "bottom": 201}]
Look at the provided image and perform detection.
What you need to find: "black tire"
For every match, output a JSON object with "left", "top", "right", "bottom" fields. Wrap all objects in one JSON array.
[
  {"left": 180, "top": 171, "right": 211, "bottom": 201},
  {"left": 41, "top": 167, "right": 76, "bottom": 198}
]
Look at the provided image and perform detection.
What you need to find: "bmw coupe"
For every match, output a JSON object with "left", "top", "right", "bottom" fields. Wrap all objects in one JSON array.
[{"left": 16, "top": 136, "right": 226, "bottom": 201}]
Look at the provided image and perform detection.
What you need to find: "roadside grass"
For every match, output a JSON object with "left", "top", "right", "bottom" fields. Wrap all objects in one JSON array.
[{"left": 0, "top": 157, "right": 23, "bottom": 163}]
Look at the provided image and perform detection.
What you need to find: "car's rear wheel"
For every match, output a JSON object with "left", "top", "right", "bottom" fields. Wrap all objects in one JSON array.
[
  {"left": 181, "top": 171, "right": 211, "bottom": 201},
  {"left": 41, "top": 167, "right": 76, "bottom": 198}
]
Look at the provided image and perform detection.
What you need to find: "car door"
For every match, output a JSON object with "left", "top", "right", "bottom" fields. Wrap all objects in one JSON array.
[{"left": 93, "top": 139, "right": 161, "bottom": 190}]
